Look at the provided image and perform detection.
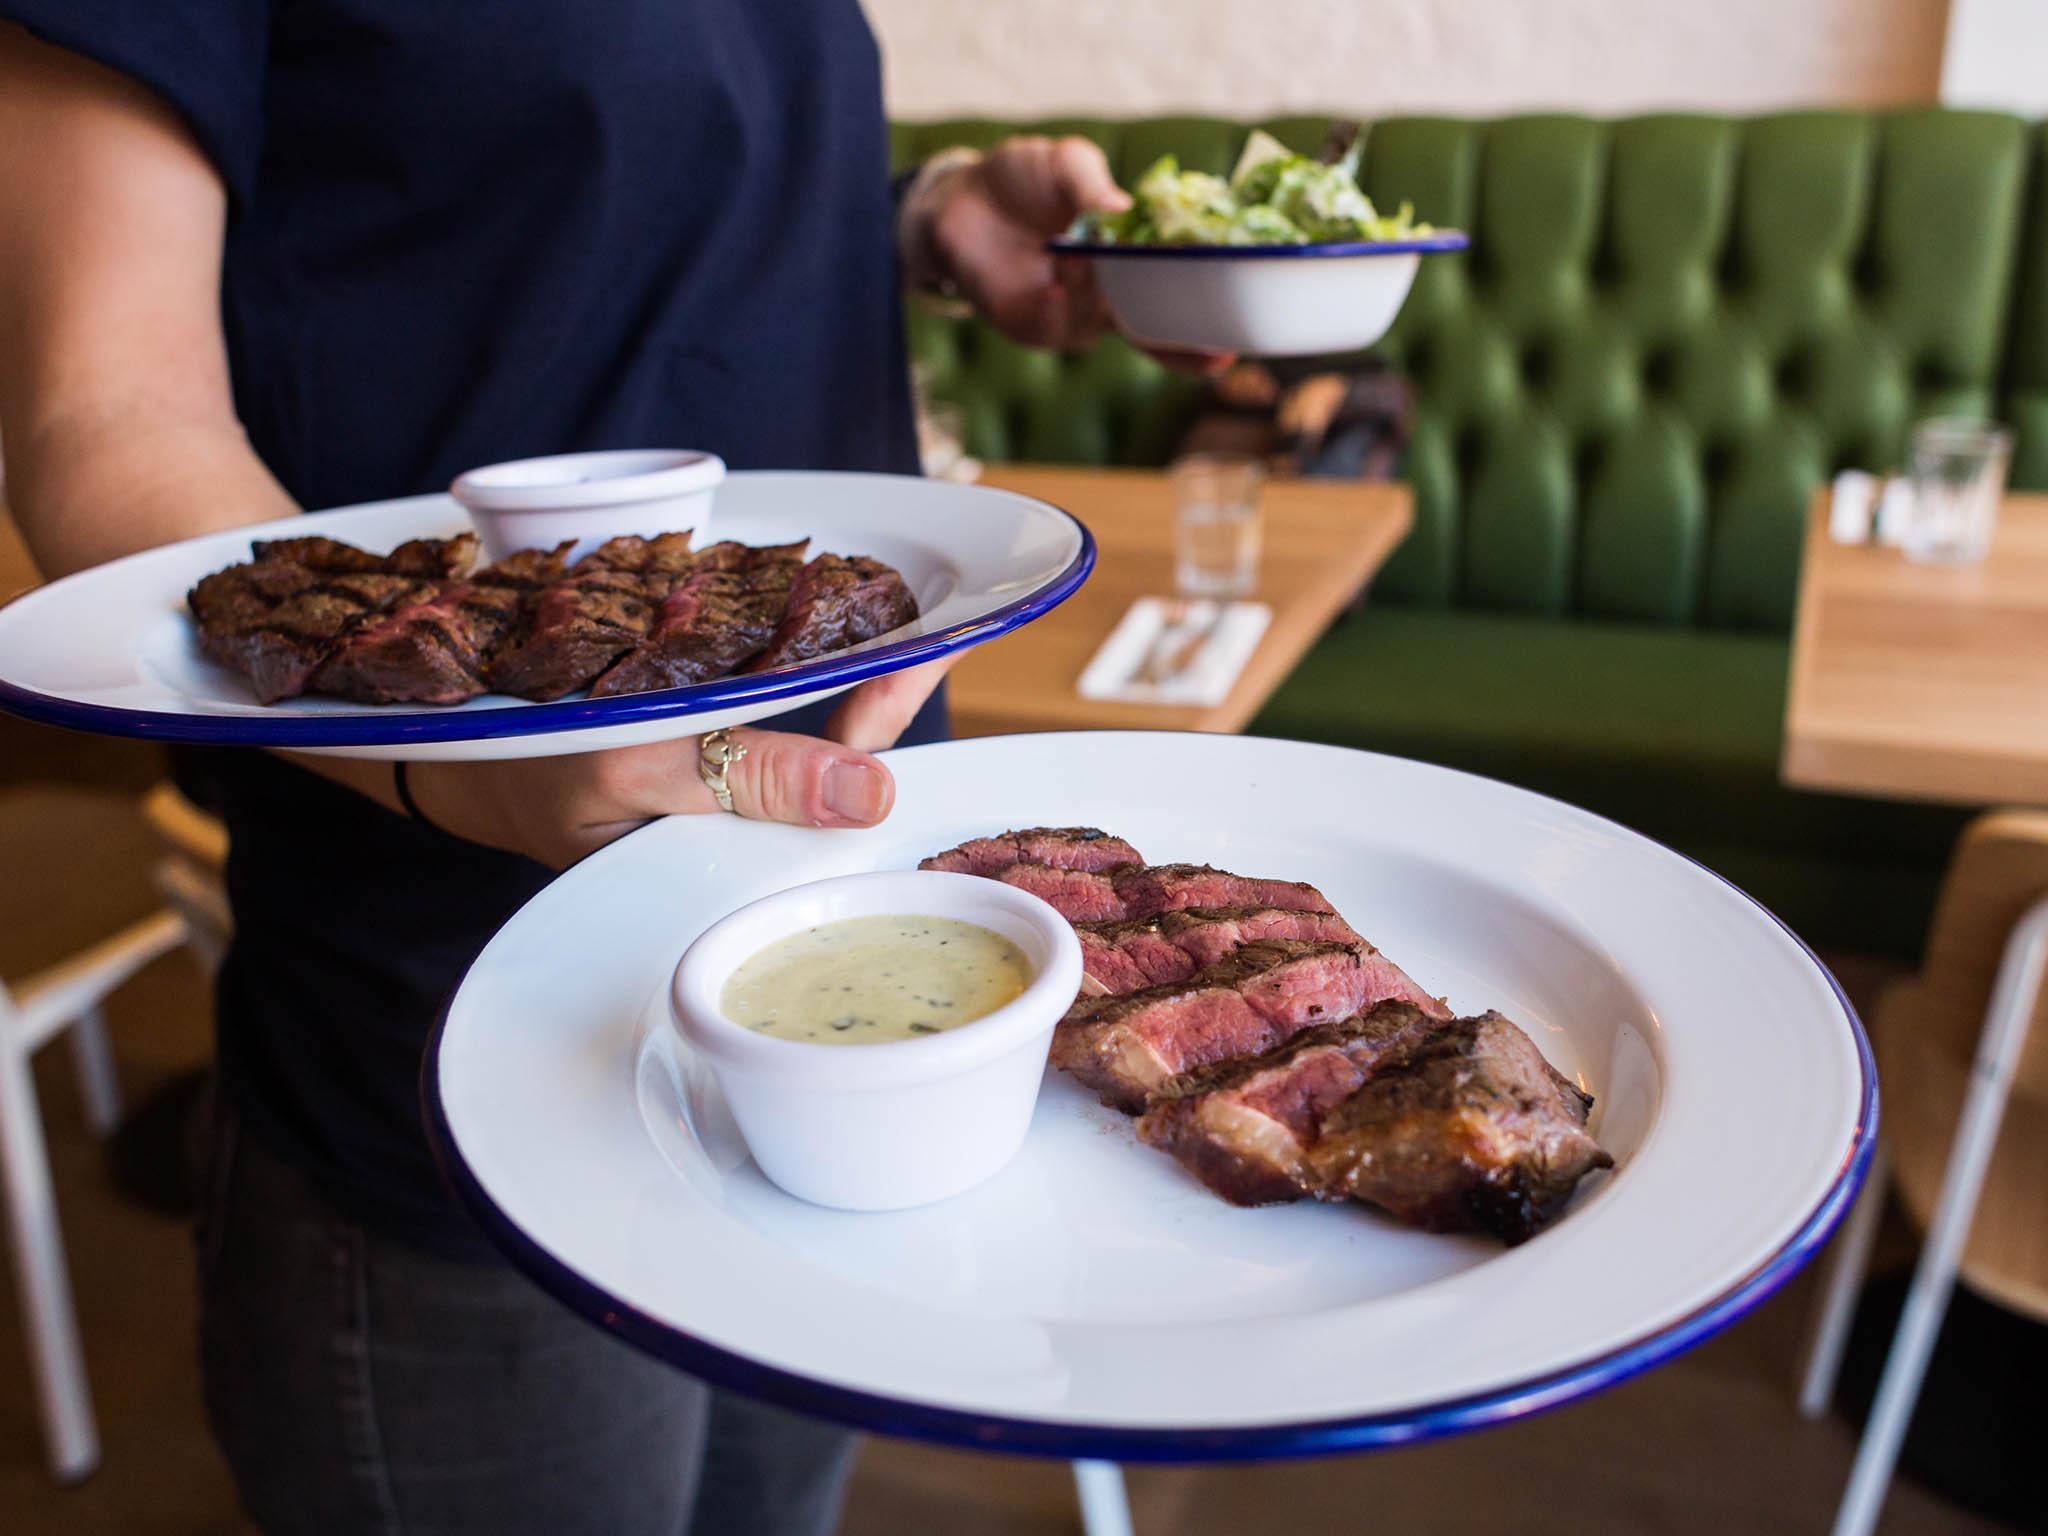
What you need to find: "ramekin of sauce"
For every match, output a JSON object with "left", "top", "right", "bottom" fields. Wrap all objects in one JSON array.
[{"left": 670, "top": 870, "right": 1082, "bottom": 1211}]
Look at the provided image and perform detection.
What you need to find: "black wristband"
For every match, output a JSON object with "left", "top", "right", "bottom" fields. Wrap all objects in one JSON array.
[{"left": 393, "top": 760, "right": 444, "bottom": 835}]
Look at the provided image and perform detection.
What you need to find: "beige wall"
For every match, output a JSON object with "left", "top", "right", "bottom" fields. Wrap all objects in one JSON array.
[{"left": 868, "top": 0, "right": 1949, "bottom": 121}]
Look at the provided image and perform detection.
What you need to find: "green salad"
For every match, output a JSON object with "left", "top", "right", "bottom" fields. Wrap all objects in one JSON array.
[{"left": 1071, "top": 130, "right": 1432, "bottom": 247}]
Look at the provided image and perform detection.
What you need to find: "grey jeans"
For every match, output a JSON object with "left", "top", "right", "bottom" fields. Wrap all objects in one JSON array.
[{"left": 197, "top": 1111, "right": 855, "bottom": 1536}]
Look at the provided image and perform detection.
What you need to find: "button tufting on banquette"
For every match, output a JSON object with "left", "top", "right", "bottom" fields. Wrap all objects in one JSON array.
[{"left": 893, "top": 112, "right": 2048, "bottom": 956}]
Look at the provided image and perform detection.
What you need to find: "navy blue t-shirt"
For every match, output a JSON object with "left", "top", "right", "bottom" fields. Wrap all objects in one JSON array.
[{"left": 9, "top": 0, "right": 944, "bottom": 1254}]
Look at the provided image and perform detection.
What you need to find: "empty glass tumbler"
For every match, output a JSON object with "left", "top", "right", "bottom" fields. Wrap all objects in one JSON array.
[
  {"left": 1171, "top": 454, "right": 1265, "bottom": 599},
  {"left": 1903, "top": 418, "right": 2011, "bottom": 564}
]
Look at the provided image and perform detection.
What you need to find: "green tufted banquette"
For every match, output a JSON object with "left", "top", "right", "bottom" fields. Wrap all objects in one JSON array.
[{"left": 892, "top": 113, "right": 2048, "bottom": 956}]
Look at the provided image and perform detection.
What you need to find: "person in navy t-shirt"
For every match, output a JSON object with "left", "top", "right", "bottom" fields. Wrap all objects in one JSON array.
[{"left": 0, "top": 7, "right": 1171, "bottom": 1530}]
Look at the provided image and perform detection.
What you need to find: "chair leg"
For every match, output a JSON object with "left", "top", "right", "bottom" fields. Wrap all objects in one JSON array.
[
  {"left": 1798, "top": 1139, "right": 1890, "bottom": 1418},
  {"left": 1072, "top": 1459, "right": 1134, "bottom": 1536},
  {"left": 65, "top": 1006, "right": 121, "bottom": 1138},
  {"left": 1830, "top": 895, "right": 2048, "bottom": 1536},
  {"left": 0, "top": 1032, "right": 101, "bottom": 1481}
]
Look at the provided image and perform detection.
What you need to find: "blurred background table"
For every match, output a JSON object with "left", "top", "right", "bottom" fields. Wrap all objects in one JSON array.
[
  {"left": 1782, "top": 492, "right": 2048, "bottom": 807},
  {"left": 947, "top": 466, "right": 1411, "bottom": 738}
]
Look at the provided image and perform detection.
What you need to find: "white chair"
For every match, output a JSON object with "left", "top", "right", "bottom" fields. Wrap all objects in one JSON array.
[
  {"left": 2, "top": 905, "right": 190, "bottom": 1482},
  {"left": 1797, "top": 810, "right": 2048, "bottom": 1536},
  {"left": 141, "top": 782, "right": 232, "bottom": 977}
]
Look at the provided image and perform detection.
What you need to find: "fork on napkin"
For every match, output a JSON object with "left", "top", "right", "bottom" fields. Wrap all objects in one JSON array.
[{"left": 1077, "top": 597, "right": 1272, "bottom": 707}]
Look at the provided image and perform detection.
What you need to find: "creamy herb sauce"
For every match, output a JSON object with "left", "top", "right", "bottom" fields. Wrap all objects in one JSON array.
[{"left": 720, "top": 914, "right": 1031, "bottom": 1044}]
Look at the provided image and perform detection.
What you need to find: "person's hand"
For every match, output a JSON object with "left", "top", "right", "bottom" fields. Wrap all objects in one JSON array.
[
  {"left": 913, "top": 136, "right": 1229, "bottom": 372},
  {"left": 399, "top": 657, "right": 955, "bottom": 869}
]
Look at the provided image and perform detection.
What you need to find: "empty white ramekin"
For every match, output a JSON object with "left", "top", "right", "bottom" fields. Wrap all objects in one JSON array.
[
  {"left": 450, "top": 449, "right": 725, "bottom": 563},
  {"left": 670, "top": 870, "right": 1081, "bottom": 1211}
]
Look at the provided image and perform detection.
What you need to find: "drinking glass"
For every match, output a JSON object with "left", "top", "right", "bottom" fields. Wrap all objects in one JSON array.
[
  {"left": 1903, "top": 418, "right": 2011, "bottom": 564},
  {"left": 1171, "top": 453, "right": 1265, "bottom": 599}
]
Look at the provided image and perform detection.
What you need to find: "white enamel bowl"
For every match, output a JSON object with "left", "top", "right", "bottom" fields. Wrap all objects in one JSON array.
[
  {"left": 670, "top": 870, "right": 1082, "bottom": 1211},
  {"left": 450, "top": 448, "right": 726, "bottom": 563},
  {"left": 1054, "top": 232, "right": 1469, "bottom": 357},
  {"left": 426, "top": 732, "right": 1874, "bottom": 1459},
  {"left": 0, "top": 470, "right": 1091, "bottom": 761}
]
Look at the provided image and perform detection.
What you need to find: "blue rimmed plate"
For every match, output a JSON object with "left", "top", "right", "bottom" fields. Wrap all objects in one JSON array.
[
  {"left": 1049, "top": 230, "right": 1470, "bottom": 357},
  {"left": 425, "top": 732, "right": 1873, "bottom": 1459},
  {"left": 0, "top": 471, "right": 1092, "bottom": 761}
]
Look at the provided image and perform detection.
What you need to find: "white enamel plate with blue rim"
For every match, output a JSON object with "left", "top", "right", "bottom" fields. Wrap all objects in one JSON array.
[
  {"left": 426, "top": 732, "right": 1875, "bottom": 1459},
  {"left": 0, "top": 471, "right": 1092, "bottom": 761}
]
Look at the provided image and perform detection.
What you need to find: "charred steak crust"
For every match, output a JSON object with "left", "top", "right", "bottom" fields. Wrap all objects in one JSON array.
[
  {"left": 1135, "top": 1001, "right": 1443, "bottom": 1205},
  {"left": 309, "top": 582, "right": 525, "bottom": 705},
  {"left": 188, "top": 532, "right": 916, "bottom": 707},
  {"left": 481, "top": 565, "right": 659, "bottom": 700},
  {"left": 919, "top": 827, "right": 1145, "bottom": 878},
  {"left": 587, "top": 541, "right": 807, "bottom": 698},
  {"left": 474, "top": 540, "right": 577, "bottom": 590},
  {"left": 746, "top": 553, "right": 918, "bottom": 674},
  {"left": 1304, "top": 1012, "right": 1614, "bottom": 1245},
  {"left": 188, "top": 535, "right": 483, "bottom": 703}
]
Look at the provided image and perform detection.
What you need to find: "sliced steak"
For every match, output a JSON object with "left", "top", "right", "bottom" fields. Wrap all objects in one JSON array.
[
  {"left": 1135, "top": 1002, "right": 1446, "bottom": 1204},
  {"left": 576, "top": 531, "right": 698, "bottom": 579},
  {"left": 996, "top": 862, "right": 1133, "bottom": 923},
  {"left": 996, "top": 861, "right": 1335, "bottom": 926},
  {"left": 484, "top": 567, "right": 659, "bottom": 700},
  {"left": 921, "top": 828, "right": 1145, "bottom": 878},
  {"left": 1305, "top": 1012, "right": 1612, "bottom": 1245},
  {"left": 586, "top": 541, "right": 806, "bottom": 697},
  {"left": 248, "top": 533, "right": 477, "bottom": 579},
  {"left": 1051, "top": 940, "right": 1416, "bottom": 1112},
  {"left": 309, "top": 582, "right": 525, "bottom": 704},
  {"left": 475, "top": 540, "right": 576, "bottom": 589},
  {"left": 747, "top": 553, "right": 918, "bottom": 674},
  {"left": 1076, "top": 907, "right": 1365, "bottom": 996},
  {"left": 1114, "top": 864, "right": 1335, "bottom": 919},
  {"left": 188, "top": 560, "right": 321, "bottom": 633},
  {"left": 242, "top": 536, "right": 384, "bottom": 575},
  {"left": 199, "top": 572, "right": 430, "bottom": 702}
]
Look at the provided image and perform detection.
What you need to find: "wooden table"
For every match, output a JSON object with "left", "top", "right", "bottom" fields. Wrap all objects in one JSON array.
[
  {"left": 946, "top": 466, "right": 1412, "bottom": 738},
  {"left": 1783, "top": 494, "right": 2048, "bottom": 1536},
  {"left": 1782, "top": 492, "right": 2048, "bottom": 806}
]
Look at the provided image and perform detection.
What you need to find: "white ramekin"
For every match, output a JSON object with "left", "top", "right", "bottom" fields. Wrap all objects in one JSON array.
[
  {"left": 670, "top": 870, "right": 1082, "bottom": 1211},
  {"left": 450, "top": 449, "right": 726, "bottom": 564}
]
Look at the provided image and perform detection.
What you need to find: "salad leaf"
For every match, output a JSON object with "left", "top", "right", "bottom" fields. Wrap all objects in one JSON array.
[{"left": 1068, "top": 132, "right": 1434, "bottom": 248}]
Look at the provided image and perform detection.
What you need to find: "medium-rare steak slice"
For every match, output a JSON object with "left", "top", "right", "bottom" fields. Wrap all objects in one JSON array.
[
  {"left": 1305, "top": 1012, "right": 1612, "bottom": 1245},
  {"left": 1136, "top": 1002, "right": 1445, "bottom": 1204},
  {"left": 920, "top": 828, "right": 1145, "bottom": 878},
  {"left": 1051, "top": 940, "right": 1418, "bottom": 1112},
  {"left": 483, "top": 534, "right": 707, "bottom": 700},
  {"left": 309, "top": 582, "right": 525, "bottom": 704},
  {"left": 1114, "top": 864, "right": 1335, "bottom": 920},
  {"left": 484, "top": 567, "right": 659, "bottom": 700},
  {"left": 1076, "top": 907, "right": 1366, "bottom": 996},
  {"left": 996, "top": 861, "right": 1337, "bottom": 926},
  {"left": 996, "top": 863, "right": 1133, "bottom": 922},
  {"left": 586, "top": 541, "right": 807, "bottom": 697},
  {"left": 747, "top": 553, "right": 918, "bottom": 674}
]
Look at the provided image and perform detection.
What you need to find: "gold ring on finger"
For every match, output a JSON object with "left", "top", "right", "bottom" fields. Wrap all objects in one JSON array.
[{"left": 698, "top": 728, "right": 747, "bottom": 814}]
